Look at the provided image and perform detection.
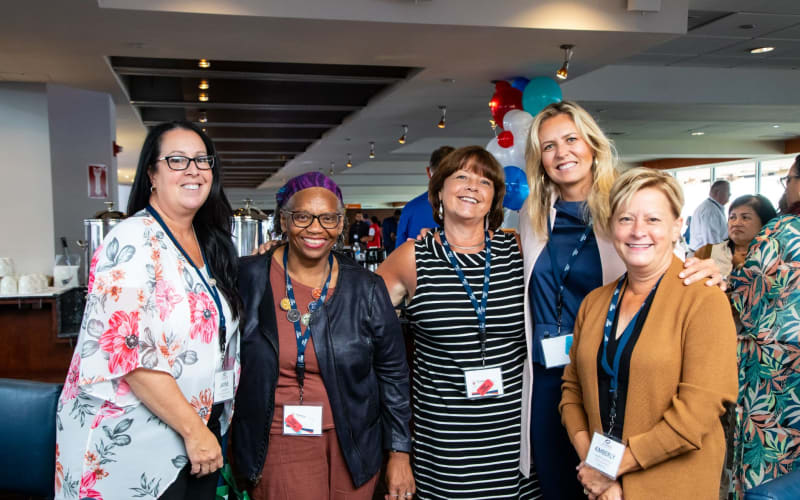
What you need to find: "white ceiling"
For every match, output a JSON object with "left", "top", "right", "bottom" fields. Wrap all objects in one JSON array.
[{"left": 2, "top": 0, "right": 800, "bottom": 209}]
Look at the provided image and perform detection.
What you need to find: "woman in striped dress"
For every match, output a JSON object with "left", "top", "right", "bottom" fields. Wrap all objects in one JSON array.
[{"left": 378, "top": 146, "right": 539, "bottom": 499}]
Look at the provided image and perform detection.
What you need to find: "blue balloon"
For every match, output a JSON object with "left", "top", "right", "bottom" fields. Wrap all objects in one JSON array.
[
  {"left": 503, "top": 166, "right": 529, "bottom": 211},
  {"left": 522, "top": 76, "right": 562, "bottom": 115},
  {"left": 509, "top": 76, "right": 530, "bottom": 93}
]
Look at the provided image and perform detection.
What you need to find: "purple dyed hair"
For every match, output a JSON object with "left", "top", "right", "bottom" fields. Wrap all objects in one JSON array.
[{"left": 275, "top": 172, "right": 344, "bottom": 209}]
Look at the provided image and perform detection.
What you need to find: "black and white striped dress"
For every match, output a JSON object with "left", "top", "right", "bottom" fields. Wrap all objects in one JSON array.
[{"left": 406, "top": 231, "right": 540, "bottom": 500}]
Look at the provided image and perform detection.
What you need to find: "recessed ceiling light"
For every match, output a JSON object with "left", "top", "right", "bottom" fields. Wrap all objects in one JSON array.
[
  {"left": 690, "top": 131, "right": 705, "bottom": 136},
  {"left": 773, "top": 124, "right": 781, "bottom": 128},
  {"left": 749, "top": 46, "right": 774, "bottom": 54},
  {"left": 738, "top": 24, "right": 755, "bottom": 30}
]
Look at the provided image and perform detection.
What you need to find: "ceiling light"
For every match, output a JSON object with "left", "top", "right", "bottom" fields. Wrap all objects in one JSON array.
[
  {"left": 201, "top": 127, "right": 207, "bottom": 133},
  {"left": 198, "top": 92, "right": 209, "bottom": 102},
  {"left": 556, "top": 44, "right": 575, "bottom": 80},
  {"left": 750, "top": 46, "right": 774, "bottom": 54},
  {"left": 198, "top": 111, "right": 208, "bottom": 123},
  {"left": 773, "top": 124, "right": 781, "bottom": 128},
  {"left": 198, "top": 80, "right": 210, "bottom": 90},
  {"left": 437, "top": 106, "right": 447, "bottom": 129},
  {"left": 369, "top": 141, "right": 375, "bottom": 159},
  {"left": 346, "top": 153, "right": 353, "bottom": 168},
  {"left": 398, "top": 124, "right": 408, "bottom": 144},
  {"left": 690, "top": 131, "right": 705, "bottom": 136},
  {"left": 198, "top": 59, "right": 211, "bottom": 68},
  {"left": 329, "top": 161, "right": 335, "bottom": 176}
]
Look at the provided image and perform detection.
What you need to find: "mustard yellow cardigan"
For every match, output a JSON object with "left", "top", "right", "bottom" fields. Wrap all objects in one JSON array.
[{"left": 560, "top": 256, "right": 738, "bottom": 500}]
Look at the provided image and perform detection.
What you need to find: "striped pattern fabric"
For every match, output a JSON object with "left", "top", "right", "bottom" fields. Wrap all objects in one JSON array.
[{"left": 407, "top": 231, "right": 540, "bottom": 499}]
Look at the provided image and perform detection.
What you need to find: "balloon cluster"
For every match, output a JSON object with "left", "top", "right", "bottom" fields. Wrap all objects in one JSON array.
[{"left": 487, "top": 77, "right": 563, "bottom": 210}]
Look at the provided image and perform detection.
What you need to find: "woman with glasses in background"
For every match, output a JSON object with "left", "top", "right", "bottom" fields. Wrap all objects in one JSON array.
[
  {"left": 232, "top": 172, "right": 414, "bottom": 500},
  {"left": 55, "top": 121, "right": 242, "bottom": 500},
  {"left": 729, "top": 158, "right": 800, "bottom": 497}
]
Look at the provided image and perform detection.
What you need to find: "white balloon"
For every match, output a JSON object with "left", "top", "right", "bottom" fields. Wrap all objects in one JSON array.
[
  {"left": 506, "top": 136, "right": 526, "bottom": 168},
  {"left": 503, "top": 109, "right": 534, "bottom": 140},
  {"left": 486, "top": 137, "right": 515, "bottom": 166}
]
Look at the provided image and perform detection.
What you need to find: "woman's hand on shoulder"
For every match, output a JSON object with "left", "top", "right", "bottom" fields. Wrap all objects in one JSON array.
[
  {"left": 253, "top": 239, "right": 282, "bottom": 255},
  {"left": 384, "top": 451, "right": 415, "bottom": 500},
  {"left": 679, "top": 256, "right": 726, "bottom": 291}
]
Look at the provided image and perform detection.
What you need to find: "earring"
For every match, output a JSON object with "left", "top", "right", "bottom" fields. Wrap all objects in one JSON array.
[
  {"left": 593, "top": 157, "right": 598, "bottom": 168},
  {"left": 484, "top": 215, "right": 489, "bottom": 232},
  {"left": 439, "top": 201, "right": 443, "bottom": 220},
  {"left": 150, "top": 186, "right": 155, "bottom": 193}
]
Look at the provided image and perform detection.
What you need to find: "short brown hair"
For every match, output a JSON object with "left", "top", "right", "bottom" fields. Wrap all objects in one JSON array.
[
  {"left": 428, "top": 146, "right": 506, "bottom": 231},
  {"left": 429, "top": 145, "right": 455, "bottom": 171},
  {"left": 609, "top": 167, "right": 684, "bottom": 222}
]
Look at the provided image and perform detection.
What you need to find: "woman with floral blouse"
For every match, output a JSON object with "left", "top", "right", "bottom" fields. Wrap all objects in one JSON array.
[
  {"left": 55, "top": 121, "right": 242, "bottom": 500},
  {"left": 730, "top": 156, "right": 800, "bottom": 497}
]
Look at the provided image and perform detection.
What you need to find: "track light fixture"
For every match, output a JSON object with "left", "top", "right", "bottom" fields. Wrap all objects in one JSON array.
[
  {"left": 198, "top": 111, "right": 208, "bottom": 123},
  {"left": 369, "top": 141, "right": 375, "bottom": 159},
  {"left": 556, "top": 44, "right": 575, "bottom": 80},
  {"left": 346, "top": 153, "right": 353, "bottom": 168},
  {"left": 437, "top": 106, "right": 447, "bottom": 129},
  {"left": 198, "top": 59, "right": 211, "bottom": 69},
  {"left": 329, "top": 161, "right": 335, "bottom": 176},
  {"left": 198, "top": 92, "right": 209, "bottom": 102},
  {"left": 398, "top": 125, "right": 408, "bottom": 144},
  {"left": 198, "top": 80, "right": 210, "bottom": 90}
]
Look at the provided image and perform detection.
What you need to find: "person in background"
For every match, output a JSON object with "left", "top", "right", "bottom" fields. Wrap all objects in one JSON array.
[
  {"left": 729, "top": 158, "right": 800, "bottom": 497},
  {"left": 519, "top": 100, "right": 724, "bottom": 499},
  {"left": 693, "top": 195, "right": 776, "bottom": 279},
  {"left": 348, "top": 212, "right": 369, "bottom": 246},
  {"left": 55, "top": 121, "right": 242, "bottom": 500},
  {"left": 689, "top": 179, "right": 731, "bottom": 252},
  {"left": 396, "top": 146, "right": 455, "bottom": 243},
  {"left": 560, "top": 167, "right": 737, "bottom": 500},
  {"left": 367, "top": 215, "right": 382, "bottom": 249},
  {"left": 233, "top": 172, "right": 414, "bottom": 500},
  {"left": 382, "top": 209, "right": 401, "bottom": 254},
  {"left": 378, "top": 146, "right": 540, "bottom": 499}
]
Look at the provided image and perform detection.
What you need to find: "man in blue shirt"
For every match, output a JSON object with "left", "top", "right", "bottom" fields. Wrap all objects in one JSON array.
[
  {"left": 382, "top": 209, "right": 401, "bottom": 254},
  {"left": 396, "top": 145, "right": 454, "bottom": 243}
]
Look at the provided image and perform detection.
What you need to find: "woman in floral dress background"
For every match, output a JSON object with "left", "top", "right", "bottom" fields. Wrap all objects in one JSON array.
[
  {"left": 730, "top": 155, "right": 800, "bottom": 497},
  {"left": 55, "top": 121, "right": 242, "bottom": 500}
]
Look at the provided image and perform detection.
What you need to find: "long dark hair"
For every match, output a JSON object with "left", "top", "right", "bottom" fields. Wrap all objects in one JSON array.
[{"left": 128, "top": 121, "right": 242, "bottom": 318}]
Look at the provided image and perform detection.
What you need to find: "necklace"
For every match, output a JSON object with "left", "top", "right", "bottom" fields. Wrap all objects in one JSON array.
[{"left": 441, "top": 231, "right": 485, "bottom": 250}]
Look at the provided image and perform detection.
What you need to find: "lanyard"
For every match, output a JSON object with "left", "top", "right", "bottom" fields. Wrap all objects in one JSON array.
[
  {"left": 600, "top": 274, "right": 661, "bottom": 435},
  {"left": 439, "top": 231, "right": 492, "bottom": 366},
  {"left": 546, "top": 211, "right": 593, "bottom": 335},
  {"left": 283, "top": 248, "right": 333, "bottom": 402},
  {"left": 146, "top": 205, "right": 227, "bottom": 358}
]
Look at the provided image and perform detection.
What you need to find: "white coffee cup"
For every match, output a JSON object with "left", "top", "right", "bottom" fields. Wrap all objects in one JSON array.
[
  {"left": 0, "top": 258, "right": 14, "bottom": 278},
  {"left": 0, "top": 276, "right": 17, "bottom": 295}
]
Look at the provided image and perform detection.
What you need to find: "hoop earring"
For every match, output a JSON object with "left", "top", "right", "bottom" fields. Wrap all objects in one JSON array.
[
  {"left": 484, "top": 215, "right": 489, "bottom": 232},
  {"left": 593, "top": 157, "right": 598, "bottom": 168},
  {"left": 150, "top": 186, "right": 155, "bottom": 193},
  {"left": 439, "top": 201, "right": 443, "bottom": 220}
]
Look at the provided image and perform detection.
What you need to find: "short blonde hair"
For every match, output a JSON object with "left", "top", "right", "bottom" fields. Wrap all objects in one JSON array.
[
  {"left": 526, "top": 100, "right": 619, "bottom": 237},
  {"left": 609, "top": 168, "right": 684, "bottom": 222}
]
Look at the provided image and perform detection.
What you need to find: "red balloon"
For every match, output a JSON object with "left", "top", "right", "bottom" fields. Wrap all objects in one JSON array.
[
  {"left": 488, "top": 81, "right": 523, "bottom": 126},
  {"left": 497, "top": 130, "right": 514, "bottom": 148}
]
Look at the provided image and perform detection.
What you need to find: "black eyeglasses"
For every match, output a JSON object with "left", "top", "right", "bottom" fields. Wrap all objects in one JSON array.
[
  {"left": 283, "top": 211, "right": 343, "bottom": 229},
  {"left": 780, "top": 174, "right": 800, "bottom": 188},
  {"left": 158, "top": 155, "right": 215, "bottom": 171}
]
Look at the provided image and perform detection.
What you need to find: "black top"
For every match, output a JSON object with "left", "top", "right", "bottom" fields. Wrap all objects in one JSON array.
[{"left": 596, "top": 289, "right": 655, "bottom": 439}]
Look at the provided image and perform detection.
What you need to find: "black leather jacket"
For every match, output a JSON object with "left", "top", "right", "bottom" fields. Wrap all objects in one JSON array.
[{"left": 232, "top": 247, "right": 412, "bottom": 488}]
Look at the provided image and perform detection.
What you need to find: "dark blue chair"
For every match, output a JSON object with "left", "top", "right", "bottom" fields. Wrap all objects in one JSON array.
[
  {"left": 0, "top": 378, "right": 62, "bottom": 497},
  {"left": 745, "top": 469, "right": 800, "bottom": 500}
]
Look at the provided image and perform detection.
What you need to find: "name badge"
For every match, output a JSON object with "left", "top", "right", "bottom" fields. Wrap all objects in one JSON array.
[
  {"left": 213, "top": 370, "right": 235, "bottom": 402},
  {"left": 541, "top": 334, "right": 573, "bottom": 368},
  {"left": 463, "top": 367, "right": 504, "bottom": 399},
  {"left": 283, "top": 404, "right": 323, "bottom": 436},
  {"left": 584, "top": 431, "right": 625, "bottom": 479}
]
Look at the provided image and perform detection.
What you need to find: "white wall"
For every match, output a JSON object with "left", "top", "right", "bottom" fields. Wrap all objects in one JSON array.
[
  {"left": 0, "top": 83, "right": 55, "bottom": 275},
  {"left": 47, "top": 84, "right": 117, "bottom": 280}
]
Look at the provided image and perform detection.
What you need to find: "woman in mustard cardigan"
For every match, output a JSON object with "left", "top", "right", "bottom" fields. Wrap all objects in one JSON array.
[{"left": 560, "top": 168, "right": 738, "bottom": 500}]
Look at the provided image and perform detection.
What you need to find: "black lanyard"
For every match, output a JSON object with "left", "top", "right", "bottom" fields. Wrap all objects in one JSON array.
[
  {"left": 283, "top": 248, "right": 333, "bottom": 402},
  {"left": 439, "top": 231, "right": 492, "bottom": 366},
  {"left": 546, "top": 211, "right": 593, "bottom": 335},
  {"left": 146, "top": 205, "right": 227, "bottom": 358},
  {"left": 600, "top": 274, "right": 661, "bottom": 435}
]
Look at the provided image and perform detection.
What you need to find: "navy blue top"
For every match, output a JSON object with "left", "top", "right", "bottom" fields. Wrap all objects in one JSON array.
[
  {"left": 397, "top": 191, "right": 438, "bottom": 244},
  {"left": 529, "top": 200, "right": 602, "bottom": 365}
]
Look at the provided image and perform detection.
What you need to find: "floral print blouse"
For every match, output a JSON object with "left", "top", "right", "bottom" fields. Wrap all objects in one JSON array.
[
  {"left": 729, "top": 214, "right": 800, "bottom": 496},
  {"left": 54, "top": 211, "right": 240, "bottom": 500}
]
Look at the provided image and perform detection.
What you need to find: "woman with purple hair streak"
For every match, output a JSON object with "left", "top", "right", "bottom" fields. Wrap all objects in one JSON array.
[{"left": 231, "top": 172, "right": 415, "bottom": 500}]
